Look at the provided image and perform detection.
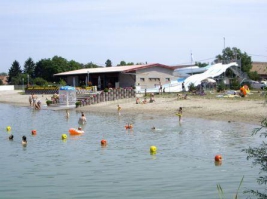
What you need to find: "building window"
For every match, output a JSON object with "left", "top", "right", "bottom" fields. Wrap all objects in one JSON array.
[
  {"left": 149, "top": 78, "right": 160, "bottom": 81},
  {"left": 140, "top": 78, "right": 145, "bottom": 81},
  {"left": 166, "top": 78, "right": 170, "bottom": 82}
]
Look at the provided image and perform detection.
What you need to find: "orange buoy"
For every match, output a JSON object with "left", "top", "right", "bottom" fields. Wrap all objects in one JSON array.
[
  {"left": 32, "top": 130, "right": 37, "bottom": 135},
  {"left": 101, "top": 139, "right": 107, "bottom": 146},
  {"left": 215, "top": 155, "right": 222, "bottom": 162}
]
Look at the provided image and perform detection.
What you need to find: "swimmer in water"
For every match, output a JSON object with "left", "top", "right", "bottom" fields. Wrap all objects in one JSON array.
[
  {"left": 9, "top": 134, "right": 14, "bottom": 140},
  {"left": 22, "top": 135, "right": 27, "bottom": 146}
]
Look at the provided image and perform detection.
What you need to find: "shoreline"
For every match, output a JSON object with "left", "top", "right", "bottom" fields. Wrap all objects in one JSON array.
[{"left": 0, "top": 90, "right": 266, "bottom": 125}]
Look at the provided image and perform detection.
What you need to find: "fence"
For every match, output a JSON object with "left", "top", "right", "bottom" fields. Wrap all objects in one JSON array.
[{"left": 77, "top": 89, "right": 136, "bottom": 106}]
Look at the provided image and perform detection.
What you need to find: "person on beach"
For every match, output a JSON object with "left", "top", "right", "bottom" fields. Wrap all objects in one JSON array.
[
  {"left": 29, "top": 95, "right": 32, "bottom": 106},
  {"left": 78, "top": 112, "right": 87, "bottom": 124},
  {"left": 136, "top": 98, "right": 140, "bottom": 104},
  {"left": 176, "top": 107, "right": 183, "bottom": 122},
  {"left": 149, "top": 93, "right": 155, "bottom": 103},
  {"left": 142, "top": 98, "right": 147, "bottom": 104},
  {"left": 182, "top": 82, "right": 185, "bottom": 92},
  {"left": 35, "top": 99, "right": 41, "bottom": 109},
  {"left": 22, "top": 136, "right": 27, "bottom": 146},
  {"left": 117, "top": 105, "right": 121, "bottom": 115},
  {"left": 159, "top": 81, "right": 162, "bottom": 94},
  {"left": 32, "top": 94, "right": 37, "bottom": 107}
]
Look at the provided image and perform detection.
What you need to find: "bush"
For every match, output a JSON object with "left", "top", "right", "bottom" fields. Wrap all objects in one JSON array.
[
  {"left": 34, "top": 77, "right": 48, "bottom": 86},
  {"left": 104, "top": 88, "right": 109, "bottom": 92},
  {"left": 188, "top": 83, "right": 196, "bottom": 92},
  {"left": 217, "top": 82, "right": 226, "bottom": 92},
  {"left": 75, "top": 101, "right": 81, "bottom": 107},
  {"left": 46, "top": 100, "right": 53, "bottom": 106}
]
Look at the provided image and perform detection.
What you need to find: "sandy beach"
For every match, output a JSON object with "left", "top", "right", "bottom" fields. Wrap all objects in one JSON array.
[{"left": 0, "top": 90, "right": 266, "bottom": 125}]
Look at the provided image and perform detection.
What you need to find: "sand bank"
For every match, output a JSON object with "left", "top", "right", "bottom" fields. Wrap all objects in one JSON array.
[{"left": 0, "top": 90, "right": 266, "bottom": 125}]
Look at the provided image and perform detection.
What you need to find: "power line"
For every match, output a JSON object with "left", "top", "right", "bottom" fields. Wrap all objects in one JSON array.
[{"left": 248, "top": 54, "right": 267, "bottom": 58}]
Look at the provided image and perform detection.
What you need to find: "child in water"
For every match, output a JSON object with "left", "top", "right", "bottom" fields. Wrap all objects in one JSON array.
[
  {"left": 22, "top": 136, "right": 27, "bottom": 146},
  {"left": 66, "top": 110, "right": 70, "bottom": 118},
  {"left": 176, "top": 107, "right": 183, "bottom": 122},
  {"left": 117, "top": 105, "right": 121, "bottom": 115}
]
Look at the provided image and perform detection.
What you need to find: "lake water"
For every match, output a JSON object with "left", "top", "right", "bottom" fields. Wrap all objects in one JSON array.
[{"left": 0, "top": 103, "right": 261, "bottom": 199}]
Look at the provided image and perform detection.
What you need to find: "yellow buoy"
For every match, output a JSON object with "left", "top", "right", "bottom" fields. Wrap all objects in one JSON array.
[
  {"left": 6, "top": 126, "right": 11, "bottom": 131},
  {"left": 150, "top": 146, "right": 157, "bottom": 153},
  {"left": 62, "top": 134, "right": 67, "bottom": 140}
]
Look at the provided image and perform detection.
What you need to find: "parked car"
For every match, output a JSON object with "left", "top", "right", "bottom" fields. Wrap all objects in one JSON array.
[{"left": 241, "top": 80, "right": 266, "bottom": 89}]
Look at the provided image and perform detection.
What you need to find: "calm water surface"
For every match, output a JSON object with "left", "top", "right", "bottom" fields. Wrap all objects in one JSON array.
[{"left": 0, "top": 103, "right": 261, "bottom": 199}]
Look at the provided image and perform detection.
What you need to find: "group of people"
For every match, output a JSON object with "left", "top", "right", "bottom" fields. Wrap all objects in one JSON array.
[
  {"left": 8, "top": 134, "right": 27, "bottom": 146},
  {"left": 28, "top": 94, "right": 41, "bottom": 109},
  {"left": 136, "top": 93, "right": 156, "bottom": 104}
]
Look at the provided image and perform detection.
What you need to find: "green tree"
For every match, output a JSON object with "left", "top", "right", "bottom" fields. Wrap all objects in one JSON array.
[
  {"left": 68, "top": 60, "right": 82, "bottom": 71},
  {"left": 117, "top": 61, "right": 126, "bottom": 66},
  {"left": 0, "top": 72, "right": 7, "bottom": 76},
  {"left": 23, "top": 57, "right": 35, "bottom": 77},
  {"left": 8, "top": 60, "right": 22, "bottom": 83},
  {"left": 243, "top": 119, "right": 267, "bottom": 198},
  {"left": 248, "top": 71, "right": 260, "bottom": 81},
  {"left": 83, "top": 62, "right": 98, "bottom": 68},
  {"left": 34, "top": 58, "right": 56, "bottom": 82},
  {"left": 215, "top": 47, "right": 252, "bottom": 73},
  {"left": 195, "top": 62, "right": 208, "bottom": 67},
  {"left": 33, "top": 77, "right": 48, "bottom": 86},
  {"left": 51, "top": 56, "right": 68, "bottom": 73},
  {"left": 105, "top": 59, "right": 112, "bottom": 67},
  {"left": 117, "top": 61, "right": 135, "bottom": 66}
]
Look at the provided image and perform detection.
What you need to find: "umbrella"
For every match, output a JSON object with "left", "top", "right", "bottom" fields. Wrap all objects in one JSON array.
[{"left": 98, "top": 76, "right": 101, "bottom": 89}]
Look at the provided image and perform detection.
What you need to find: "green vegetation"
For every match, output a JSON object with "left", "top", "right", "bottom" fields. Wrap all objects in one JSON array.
[
  {"left": 7, "top": 56, "right": 100, "bottom": 85},
  {"left": 217, "top": 82, "right": 226, "bottom": 92},
  {"left": 105, "top": 59, "right": 112, "bottom": 67},
  {"left": 243, "top": 119, "right": 267, "bottom": 198},
  {"left": 215, "top": 47, "right": 252, "bottom": 73},
  {"left": 75, "top": 101, "right": 81, "bottom": 107},
  {"left": 217, "top": 176, "right": 244, "bottom": 199},
  {"left": 46, "top": 100, "right": 53, "bottom": 106}
]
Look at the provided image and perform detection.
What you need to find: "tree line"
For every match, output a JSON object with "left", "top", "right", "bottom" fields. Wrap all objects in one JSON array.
[
  {"left": 7, "top": 56, "right": 146, "bottom": 85},
  {"left": 5, "top": 47, "right": 259, "bottom": 86}
]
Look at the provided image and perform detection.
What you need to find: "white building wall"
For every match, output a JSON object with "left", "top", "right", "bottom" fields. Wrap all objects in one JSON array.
[
  {"left": 0, "top": 85, "right": 14, "bottom": 91},
  {"left": 136, "top": 67, "right": 176, "bottom": 89}
]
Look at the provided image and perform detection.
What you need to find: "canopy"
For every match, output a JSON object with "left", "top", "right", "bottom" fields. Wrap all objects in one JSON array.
[{"left": 59, "top": 86, "right": 76, "bottom": 91}]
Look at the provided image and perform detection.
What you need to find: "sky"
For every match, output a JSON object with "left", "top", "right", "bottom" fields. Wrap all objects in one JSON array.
[{"left": 1, "top": 0, "right": 267, "bottom": 73}]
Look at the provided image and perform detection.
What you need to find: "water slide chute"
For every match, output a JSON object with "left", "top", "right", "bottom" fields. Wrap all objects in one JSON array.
[{"left": 140, "top": 62, "right": 238, "bottom": 93}]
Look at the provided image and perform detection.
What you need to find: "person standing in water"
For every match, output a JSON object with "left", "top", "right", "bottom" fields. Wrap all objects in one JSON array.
[
  {"left": 117, "top": 105, "right": 121, "bottom": 115},
  {"left": 176, "top": 107, "right": 183, "bottom": 122},
  {"left": 78, "top": 112, "right": 87, "bottom": 124},
  {"left": 66, "top": 110, "right": 70, "bottom": 118}
]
